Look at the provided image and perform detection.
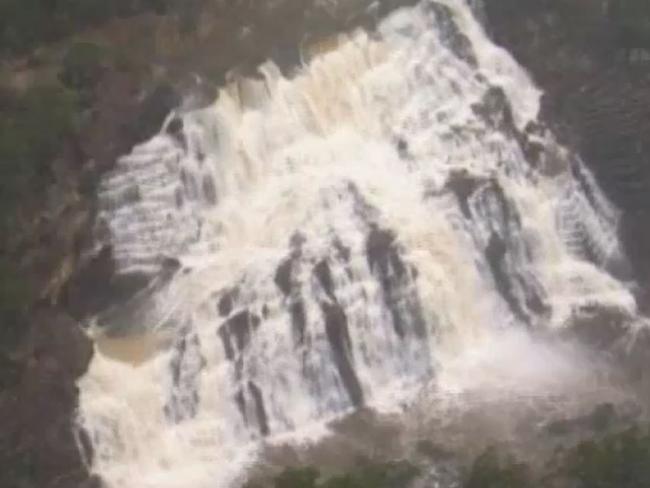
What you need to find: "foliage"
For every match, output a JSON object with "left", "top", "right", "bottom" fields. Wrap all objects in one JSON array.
[
  {"left": 0, "top": 445, "right": 36, "bottom": 488},
  {"left": 0, "top": 257, "right": 33, "bottom": 330},
  {"left": 0, "top": 0, "right": 173, "bottom": 56},
  {"left": 0, "top": 0, "right": 53, "bottom": 56},
  {"left": 248, "top": 461, "right": 419, "bottom": 488},
  {"left": 0, "top": 83, "right": 77, "bottom": 325},
  {"left": 610, "top": 0, "right": 650, "bottom": 48},
  {"left": 319, "top": 461, "right": 419, "bottom": 488},
  {"left": 0, "top": 83, "right": 77, "bottom": 206},
  {"left": 463, "top": 447, "right": 533, "bottom": 488},
  {"left": 560, "top": 428, "right": 650, "bottom": 488},
  {"left": 254, "top": 432, "right": 650, "bottom": 488},
  {"left": 274, "top": 467, "right": 320, "bottom": 488},
  {"left": 462, "top": 427, "right": 650, "bottom": 488},
  {"left": 59, "top": 41, "right": 108, "bottom": 98}
]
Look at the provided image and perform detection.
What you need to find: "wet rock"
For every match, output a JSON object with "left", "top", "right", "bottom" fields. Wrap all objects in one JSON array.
[
  {"left": 235, "top": 388, "right": 248, "bottom": 425},
  {"left": 219, "top": 326, "right": 235, "bottom": 361},
  {"left": 167, "top": 116, "right": 183, "bottom": 135},
  {"left": 92, "top": 267, "right": 176, "bottom": 336},
  {"left": 231, "top": 311, "right": 256, "bottom": 351},
  {"left": 429, "top": 2, "right": 477, "bottom": 66},
  {"left": 218, "top": 310, "right": 260, "bottom": 360},
  {"left": 314, "top": 260, "right": 335, "bottom": 301},
  {"left": 202, "top": 174, "right": 217, "bottom": 205},
  {"left": 565, "top": 304, "right": 630, "bottom": 350},
  {"left": 321, "top": 302, "right": 364, "bottom": 407},
  {"left": 63, "top": 245, "right": 151, "bottom": 322},
  {"left": 177, "top": 75, "right": 218, "bottom": 112},
  {"left": 290, "top": 301, "right": 307, "bottom": 346},
  {"left": 446, "top": 169, "right": 481, "bottom": 218},
  {"left": 366, "top": 227, "right": 402, "bottom": 277},
  {"left": 249, "top": 381, "right": 270, "bottom": 436},
  {"left": 165, "top": 330, "right": 204, "bottom": 423},
  {"left": 519, "top": 276, "right": 549, "bottom": 317},
  {"left": 174, "top": 188, "right": 184, "bottom": 208},
  {"left": 161, "top": 256, "right": 182, "bottom": 273},
  {"left": 471, "top": 86, "right": 516, "bottom": 134},
  {"left": 396, "top": 137, "right": 409, "bottom": 159},
  {"left": 485, "top": 232, "right": 527, "bottom": 323},
  {"left": 166, "top": 116, "right": 187, "bottom": 149},
  {"left": 334, "top": 239, "right": 352, "bottom": 262},
  {"left": 366, "top": 225, "right": 426, "bottom": 338},
  {"left": 126, "top": 83, "right": 181, "bottom": 149},
  {"left": 218, "top": 289, "right": 237, "bottom": 317},
  {"left": 276, "top": 251, "right": 309, "bottom": 346},
  {"left": 274, "top": 258, "right": 294, "bottom": 296}
]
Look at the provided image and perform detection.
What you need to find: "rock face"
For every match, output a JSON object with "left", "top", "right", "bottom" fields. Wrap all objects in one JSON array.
[
  {"left": 482, "top": 0, "right": 650, "bottom": 286},
  {"left": 0, "top": 309, "right": 96, "bottom": 488}
]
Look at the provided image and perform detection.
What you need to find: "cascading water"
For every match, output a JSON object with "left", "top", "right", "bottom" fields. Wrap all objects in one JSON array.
[{"left": 76, "top": 1, "right": 645, "bottom": 487}]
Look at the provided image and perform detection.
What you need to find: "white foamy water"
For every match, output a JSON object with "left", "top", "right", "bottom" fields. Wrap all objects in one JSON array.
[{"left": 77, "top": 1, "right": 643, "bottom": 487}]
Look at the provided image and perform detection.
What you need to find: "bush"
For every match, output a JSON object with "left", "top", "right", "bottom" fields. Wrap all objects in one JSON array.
[
  {"left": 0, "top": 84, "right": 77, "bottom": 176},
  {"left": 462, "top": 428, "right": 650, "bottom": 488},
  {"left": 610, "top": 1, "right": 650, "bottom": 48},
  {"left": 0, "top": 0, "right": 51, "bottom": 55},
  {"left": 266, "top": 461, "right": 419, "bottom": 488},
  {"left": 0, "top": 84, "right": 76, "bottom": 329},
  {"left": 60, "top": 42, "right": 108, "bottom": 93},
  {"left": 0, "top": 83, "right": 78, "bottom": 230},
  {"left": 274, "top": 467, "right": 320, "bottom": 488},
  {"left": 322, "top": 461, "right": 419, "bottom": 488},
  {"left": 0, "top": 257, "right": 33, "bottom": 329},
  {"left": 0, "top": 0, "right": 174, "bottom": 55},
  {"left": 561, "top": 428, "right": 650, "bottom": 488},
  {"left": 463, "top": 448, "right": 534, "bottom": 488}
]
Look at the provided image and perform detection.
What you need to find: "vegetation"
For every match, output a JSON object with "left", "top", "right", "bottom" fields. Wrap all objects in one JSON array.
[
  {"left": 464, "top": 447, "right": 533, "bottom": 488},
  {"left": 0, "top": 0, "right": 172, "bottom": 56},
  {"left": 0, "top": 82, "right": 78, "bottom": 327},
  {"left": 59, "top": 41, "right": 109, "bottom": 94},
  {"left": 247, "top": 461, "right": 419, "bottom": 488},
  {"left": 0, "top": 83, "right": 77, "bottom": 210},
  {"left": 462, "top": 427, "right": 650, "bottom": 488},
  {"left": 560, "top": 428, "right": 650, "bottom": 488},
  {"left": 610, "top": 0, "right": 650, "bottom": 48},
  {"left": 251, "top": 427, "right": 650, "bottom": 488}
]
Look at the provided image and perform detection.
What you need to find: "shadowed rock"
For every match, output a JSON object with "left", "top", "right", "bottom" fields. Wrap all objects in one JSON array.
[
  {"left": 322, "top": 302, "right": 364, "bottom": 407},
  {"left": 249, "top": 381, "right": 270, "bottom": 436},
  {"left": 366, "top": 226, "right": 426, "bottom": 338}
]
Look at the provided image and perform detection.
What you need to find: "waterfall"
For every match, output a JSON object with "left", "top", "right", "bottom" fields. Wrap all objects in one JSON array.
[{"left": 76, "top": 1, "right": 643, "bottom": 487}]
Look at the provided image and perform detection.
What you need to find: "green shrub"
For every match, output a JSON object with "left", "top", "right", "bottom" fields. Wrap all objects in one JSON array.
[
  {"left": 610, "top": 0, "right": 650, "bottom": 47},
  {"left": 462, "top": 428, "right": 650, "bottom": 488},
  {"left": 274, "top": 467, "right": 320, "bottom": 488},
  {"left": 60, "top": 41, "right": 108, "bottom": 94},
  {"left": 270, "top": 461, "right": 419, "bottom": 488},
  {"left": 0, "top": 0, "right": 52, "bottom": 55},
  {"left": 0, "top": 0, "right": 175, "bottom": 55},
  {"left": 0, "top": 258, "right": 33, "bottom": 327},
  {"left": 0, "top": 84, "right": 77, "bottom": 175},
  {"left": 0, "top": 83, "right": 78, "bottom": 231},
  {"left": 561, "top": 428, "right": 650, "bottom": 488},
  {"left": 463, "top": 448, "right": 534, "bottom": 488},
  {"left": 323, "top": 461, "right": 419, "bottom": 488}
]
